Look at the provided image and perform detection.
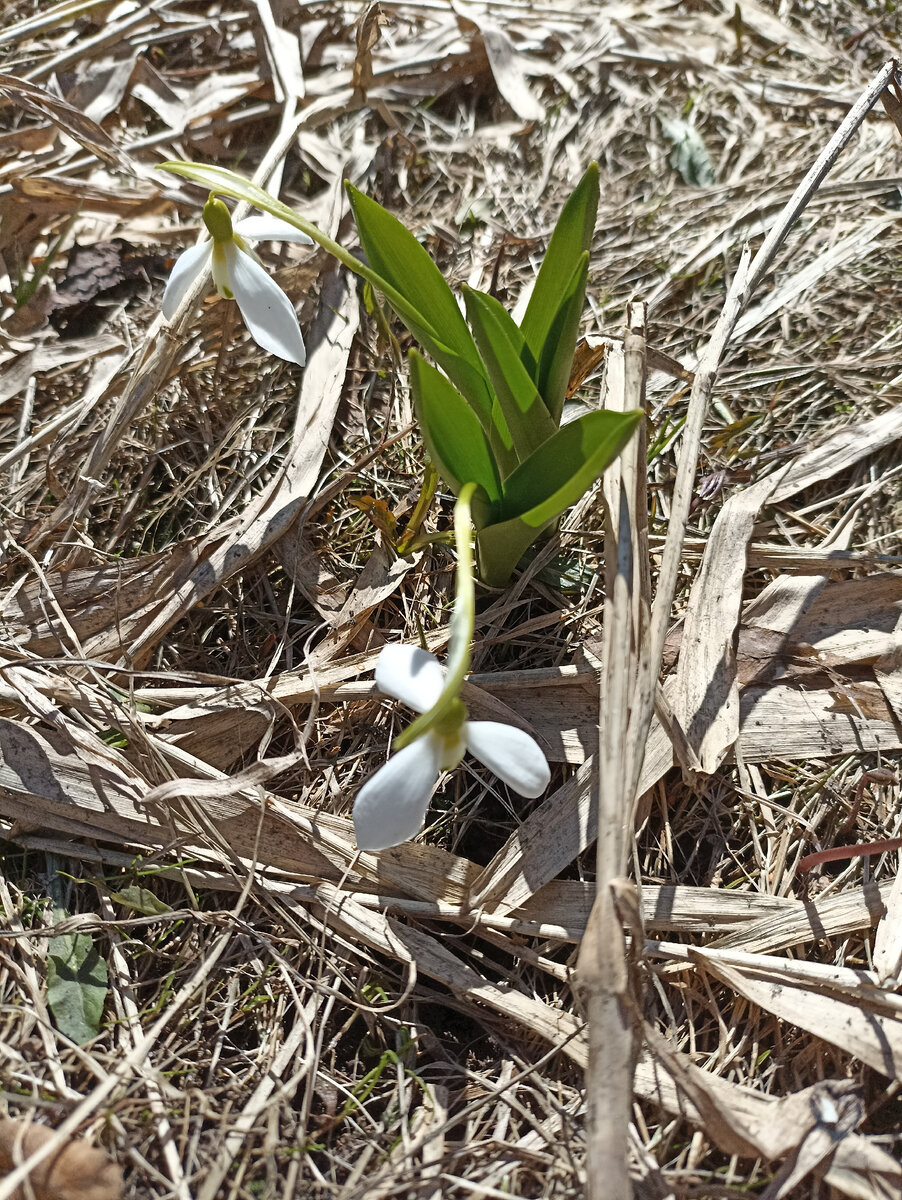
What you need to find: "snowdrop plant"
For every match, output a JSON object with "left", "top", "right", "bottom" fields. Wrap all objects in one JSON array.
[
  {"left": 353, "top": 484, "right": 551, "bottom": 852},
  {"left": 157, "top": 160, "right": 643, "bottom": 584},
  {"left": 162, "top": 194, "right": 312, "bottom": 365},
  {"left": 345, "top": 165, "right": 644, "bottom": 585}
]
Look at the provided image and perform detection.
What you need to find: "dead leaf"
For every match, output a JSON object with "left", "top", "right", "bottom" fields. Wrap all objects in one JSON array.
[
  {"left": 49, "top": 239, "right": 162, "bottom": 336},
  {"left": 566, "top": 338, "right": 606, "bottom": 398},
  {"left": 348, "top": 494, "right": 398, "bottom": 542},
  {"left": 352, "top": 3, "right": 388, "bottom": 94},
  {"left": 11, "top": 174, "right": 159, "bottom": 215},
  {"left": 476, "top": 20, "right": 545, "bottom": 122},
  {"left": 0, "top": 72, "right": 134, "bottom": 173},
  {"left": 0, "top": 1118, "right": 122, "bottom": 1200}
]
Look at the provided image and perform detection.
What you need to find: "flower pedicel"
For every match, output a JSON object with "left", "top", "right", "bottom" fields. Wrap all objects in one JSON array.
[{"left": 353, "top": 484, "right": 550, "bottom": 852}]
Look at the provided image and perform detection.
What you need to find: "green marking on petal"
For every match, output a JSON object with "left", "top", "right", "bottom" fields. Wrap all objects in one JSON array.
[{"left": 210, "top": 243, "right": 233, "bottom": 298}]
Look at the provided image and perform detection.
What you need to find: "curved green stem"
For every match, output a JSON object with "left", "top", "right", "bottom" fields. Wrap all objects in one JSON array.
[{"left": 393, "top": 483, "right": 476, "bottom": 751}]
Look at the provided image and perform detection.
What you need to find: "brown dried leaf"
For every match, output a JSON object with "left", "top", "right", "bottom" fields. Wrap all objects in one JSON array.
[
  {"left": 695, "top": 950, "right": 902, "bottom": 1080},
  {"left": 11, "top": 175, "right": 158, "bottom": 215},
  {"left": 352, "top": 3, "right": 388, "bottom": 94},
  {"left": 643, "top": 1026, "right": 863, "bottom": 1161},
  {"left": 0, "top": 73, "right": 134, "bottom": 173},
  {"left": 0, "top": 1119, "right": 122, "bottom": 1200}
]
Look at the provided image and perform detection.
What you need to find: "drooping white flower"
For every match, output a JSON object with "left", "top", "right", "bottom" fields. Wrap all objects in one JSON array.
[
  {"left": 162, "top": 196, "right": 312, "bottom": 365},
  {"left": 353, "top": 643, "right": 551, "bottom": 852}
]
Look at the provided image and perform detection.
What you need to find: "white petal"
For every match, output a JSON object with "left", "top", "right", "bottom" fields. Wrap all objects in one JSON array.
[
  {"left": 234, "top": 214, "right": 314, "bottom": 244},
  {"left": 226, "top": 243, "right": 307, "bottom": 365},
  {"left": 161, "top": 240, "right": 211, "bottom": 319},
  {"left": 375, "top": 645, "right": 445, "bottom": 713},
  {"left": 465, "top": 722, "right": 551, "bottom": 798},
  {"left": 353, "top": 735, "right": 442, "bottom": 851}
]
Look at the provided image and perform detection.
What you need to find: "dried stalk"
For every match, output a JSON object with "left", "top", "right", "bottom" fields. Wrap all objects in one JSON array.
[
  {"left": 580, "top": 302, "right": 647, "bottom": 1200},
  {"left": 580, "top": 58, "right": 899, "bottom": 1199}
]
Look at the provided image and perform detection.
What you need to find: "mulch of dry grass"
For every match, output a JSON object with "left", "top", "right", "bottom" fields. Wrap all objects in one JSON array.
[{"left": 1, "top": 1, "right": 902, "bottom": 1197}]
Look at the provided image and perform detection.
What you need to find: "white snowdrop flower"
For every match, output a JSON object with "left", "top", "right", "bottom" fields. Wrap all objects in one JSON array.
[
  {"left": 162, "top": 195, "right": 312, "bottom": 365},
  {"left": 353, "top": 643, "right": 551, "bottom": 852}
]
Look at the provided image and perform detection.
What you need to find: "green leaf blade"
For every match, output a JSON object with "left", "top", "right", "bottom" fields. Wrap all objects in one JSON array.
[
  {"left": 347, "top": 184, "right": 494, "bottom": 423},
  {"left": 409, "top": 351, "right": 500, "bottom": 523},
  {"left": 476, "top": 408, "right": 643, "bottom": 586},
  {"left": 519, "top": 163, "right": 599, "bottom": 361},
  {"left": 500, "top": 408, "right": 643, "bottom": 526},
  {"left": 534, "top": 252, "right": 589, "bottom": 424},
  {"left": 107, "top": 885, "right": 172, "bottom": 917},
  {"left": 47, "top": 929, "right": 108, "bottom": 1045},
  {"left": 463, "top": 287, "right": 556, "bottom": 461}
]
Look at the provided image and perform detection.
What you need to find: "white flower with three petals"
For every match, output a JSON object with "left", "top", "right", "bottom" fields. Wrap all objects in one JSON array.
[
  {"left": 162, "top": 195, "right": 312, "bottom": 365},
  {"left": 353, "top": 643, "right": 551, "bottom": 852}
]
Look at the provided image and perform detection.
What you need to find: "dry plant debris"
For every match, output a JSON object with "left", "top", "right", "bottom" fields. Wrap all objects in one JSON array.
[{"left": 1, "top": 1, "right": 902, "bottom": 1197}]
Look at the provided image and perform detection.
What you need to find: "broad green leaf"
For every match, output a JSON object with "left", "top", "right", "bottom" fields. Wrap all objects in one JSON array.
[
  {"left": 409, "top": 351, "right": 500, "bottom": 518},
  {"left": 487, "top": 396, "right": 518, "bottom": 482},
  {"left": 466, "top": 287, "right": 537, "bottom": 377},
  {"left": 477, "top": 408, "right": 643, "bottom": 586},
  {"left": 47, "top": 927, "right": 108, "bottom": 1045},
  {"left": 519, "top": 163, "right": 599, "bottom": 362},
  {"left": 534, "top": 252, "right": 589, "bottom": 424},
  {"left": 346, "top": 184, "right": 494, "bottom": 425},
  {"left": 500, "top": 408, "right": 643, "bottom": 525},
  {"left": 463, "top": 287, "right": 556, "bottom": 460}
]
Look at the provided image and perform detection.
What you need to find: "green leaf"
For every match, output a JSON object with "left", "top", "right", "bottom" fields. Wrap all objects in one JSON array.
[
  {"left": 486, "top": 404, "right": 519, "bottom": 482},
  {"left": 477, "top": 408, "right": 643, "bottom": 586},
  {"left": 531, "top": 252, "right": 588, "bottom": 424},
  {"left": 501, "top": 408, "right": 643, "bottom": 524},
  {"left": 519, "top": 163, "right": 599, "bottom": 363},
  {"left": 463, "top": 287, "right": 556, "bottom": 461},
  {"left": 346, "top": 184, "right": 494, "bottom": 425},
  {"left": 467, "top": 287, "right": 537, "bottom": 378},
  {"left": 47, "top": 927, "right": 108, "bottom": 1045},
  {"left": 408, "top": 351, "right": 499, "bottom": 521},
  {"left": 659, "top": 116, "right": 716, "bottom": 187},
  {"left": 107, "top": 884, "right": 172, "bottom": 916}
]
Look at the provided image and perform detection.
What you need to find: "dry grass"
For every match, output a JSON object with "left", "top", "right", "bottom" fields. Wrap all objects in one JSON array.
[{"left": 1, "top": 1, "right": 902, "bottom": 1197}]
